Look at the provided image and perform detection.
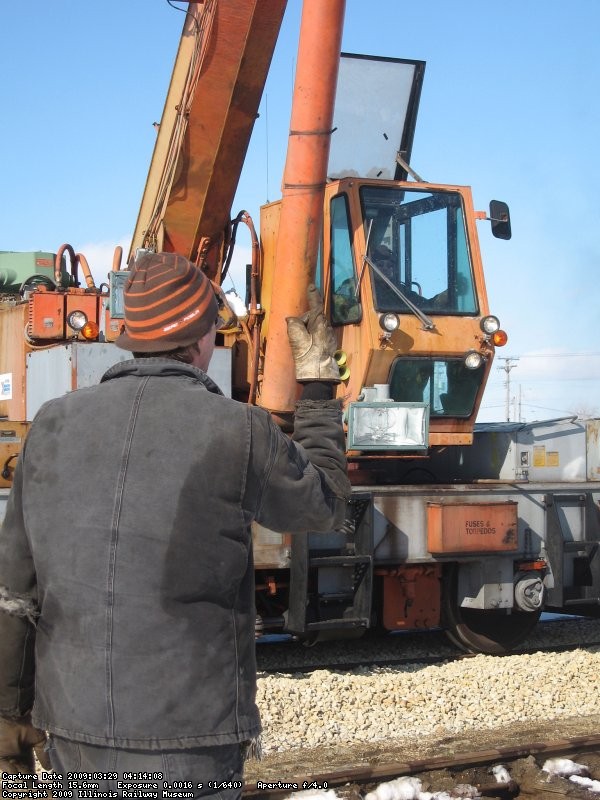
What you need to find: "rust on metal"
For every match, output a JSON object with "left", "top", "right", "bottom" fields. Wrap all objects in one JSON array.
[
  {"left": 0, "top": 303, "right": 29, "bottom": 420},
  {"left": 0, "top": 421, "right": 29, "bottom": 487},
  {"left": 375, "top": 564, "right": 441, "bottom": 630},
  {"left": 427, "top": 501, "right": 519, "bottom": 554}
]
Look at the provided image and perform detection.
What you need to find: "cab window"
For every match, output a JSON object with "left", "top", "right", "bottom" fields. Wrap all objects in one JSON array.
[
  {"left": 361, "top": 187, "right": 478, "bottom": 315},
  {"left": 330, "top": 194, "right": 361, "bottom": 325}
]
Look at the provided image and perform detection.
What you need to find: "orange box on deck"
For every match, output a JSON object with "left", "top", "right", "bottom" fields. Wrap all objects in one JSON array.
[
  {"left": 427, "top": 501, "right": 518, "bottom": 554},
  {"left": 28, "top": 291, "right": 64, "bottom": 339},
  {"left": 0, "top": 421, "right": 29, "bottom": 488}
]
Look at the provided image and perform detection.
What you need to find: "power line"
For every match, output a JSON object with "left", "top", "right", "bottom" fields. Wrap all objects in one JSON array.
[
  {"left": 515, "top": 352, "right": 600, "bottom": 358},
  {"left": 523, "top": 404, "right": 580, "bottom": 413},
  {"left": 480, "top": 400, "right": 598, "bottom": 416},
  {"left": 486, "top": 376, "right": 600, "bottom": 387}
]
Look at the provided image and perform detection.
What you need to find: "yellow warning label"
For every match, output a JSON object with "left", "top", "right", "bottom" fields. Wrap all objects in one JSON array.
[
  {"left": 547, "top": 451, "right": 560, "bottom": 467},
  {"left": 533, "top": 445, "right": 546, "bottom": 467}
]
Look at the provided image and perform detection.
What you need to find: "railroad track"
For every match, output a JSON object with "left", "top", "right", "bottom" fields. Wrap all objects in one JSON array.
[
  {"left": 257, "top": 639, "right": 600, "bottom": 675},
  {"left": 243, "top": 732, "right": 600, "bottom": 799},
  {"left": 256, "top": 617, "right": 600, "bottom": 675},
  {"left": 251, "top": 618, "right": 600, "bottom": 797}
]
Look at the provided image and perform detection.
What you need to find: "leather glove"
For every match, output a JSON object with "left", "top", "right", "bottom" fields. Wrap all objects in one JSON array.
[
  {"left": 0, "top": 714, "right": 50, "bottom": 775},
  {"left": 286, "top": 284, "right": 340, "bottom": 382}
]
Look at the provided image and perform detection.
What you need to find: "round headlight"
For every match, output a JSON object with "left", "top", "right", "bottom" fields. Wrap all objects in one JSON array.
[
  {"left": 67, "top": 310, "right": 88, "bottom": 331},
  {"left": 464, "top": 350, "right": 484, "bottom": 370},
  {"left": 379, "top": 312, "right": 400, "bottom": 332},
  {"left": 480, "top": 315, "right": 500, "bottom": 334}
]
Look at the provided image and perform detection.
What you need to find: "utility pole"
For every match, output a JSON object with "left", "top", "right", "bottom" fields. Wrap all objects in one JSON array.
[{"left": 498, "top": 357, "right": 519, "bottom": 421}]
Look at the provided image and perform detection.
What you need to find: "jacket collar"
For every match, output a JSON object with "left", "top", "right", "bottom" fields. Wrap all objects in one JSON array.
[{"left": 101, "top": 358, "right": 224, "bottom": 396}]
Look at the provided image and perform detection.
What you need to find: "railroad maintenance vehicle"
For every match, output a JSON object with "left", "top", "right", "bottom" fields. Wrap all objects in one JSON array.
[{"left": 1, "top": 0, "right": 598, "bottom": 655}]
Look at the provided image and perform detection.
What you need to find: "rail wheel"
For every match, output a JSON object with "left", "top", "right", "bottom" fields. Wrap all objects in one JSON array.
[{"left": 443, "top": 566, "right": 542, "bottom": 655}]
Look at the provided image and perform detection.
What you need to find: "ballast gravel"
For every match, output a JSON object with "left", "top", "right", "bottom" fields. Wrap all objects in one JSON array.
[{"left": 255, "top": 645, "right": 600, "bottom": 754}]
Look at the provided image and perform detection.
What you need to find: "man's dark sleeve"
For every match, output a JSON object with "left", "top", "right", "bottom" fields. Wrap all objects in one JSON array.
[
  {"left": 244, "top": 397, "right": 351, "bottom": 533},
  {"left": 0, "top": 448, "right": 38, "bottom": 717}
]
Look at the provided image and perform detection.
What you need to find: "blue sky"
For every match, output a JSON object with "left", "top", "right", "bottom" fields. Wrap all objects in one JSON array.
[{"left": 2, "top": 1, "right": 599, "bottom": 422}]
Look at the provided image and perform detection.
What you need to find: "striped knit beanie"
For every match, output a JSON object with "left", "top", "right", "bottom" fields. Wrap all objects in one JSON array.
[{"left": 115, "top": 252, "right": 219, "bottom": 352}]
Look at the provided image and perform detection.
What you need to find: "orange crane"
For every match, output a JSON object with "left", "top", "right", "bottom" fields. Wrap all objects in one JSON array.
[
  {"left": 1, "top": 0, "right": 598, "bottom": 653},
  {"left": 129, "top": 0, "right": 287, "bottom": 279}
]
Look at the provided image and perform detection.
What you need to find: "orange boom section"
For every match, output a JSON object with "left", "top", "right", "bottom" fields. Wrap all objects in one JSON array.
[
  {"left": 259, "top": 0, "right": 346, "bottom": 415},
  {"left": 129, "top": 0, "right": 286, "bottom": 278}
]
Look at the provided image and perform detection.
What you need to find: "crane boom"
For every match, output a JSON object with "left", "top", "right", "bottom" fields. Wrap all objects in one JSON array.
[{"left": 129, "top": 0, "right": 286, "bottom": 277}]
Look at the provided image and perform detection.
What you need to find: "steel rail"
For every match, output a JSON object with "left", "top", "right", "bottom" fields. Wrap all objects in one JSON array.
[{"left": 243, "top": 733, "right": 600, "bottom": 798}]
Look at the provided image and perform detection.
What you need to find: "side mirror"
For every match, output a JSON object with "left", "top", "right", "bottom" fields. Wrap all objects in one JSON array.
[{"left": 489, "top": 200, "right": 511, "bottom": 240}]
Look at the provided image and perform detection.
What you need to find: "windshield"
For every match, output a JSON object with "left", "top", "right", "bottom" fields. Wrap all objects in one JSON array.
[
  {"left": 390, "top": 357, "right": 484, "bottom": 417},
  {"left": 360, "top": 186, "right": 477, "bottom": 314}
]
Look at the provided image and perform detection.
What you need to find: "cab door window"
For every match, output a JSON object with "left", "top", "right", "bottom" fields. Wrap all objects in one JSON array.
[{"left": 330, "top": 194, "right": 361, "bottom": 325}]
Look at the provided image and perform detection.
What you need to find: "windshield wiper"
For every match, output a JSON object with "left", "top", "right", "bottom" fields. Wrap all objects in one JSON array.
[
  {"left": 354, "top": 220, "right": 435, "bottom": 331},
  {"left": 362, "top": 254, "right": 436, "bottom": 331}
]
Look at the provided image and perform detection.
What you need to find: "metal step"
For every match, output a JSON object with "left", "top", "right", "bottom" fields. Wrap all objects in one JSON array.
[
  {"left": 286, "top": 493, "right": 374, "bottom": 634},
  {"left": 563, "top": 541, "right": 598, "bottom": 553},
  {"left": 305, "top": 617, "right": 368, "bottom": 631},
  {"left": 309, "top": 554, "right": 371, "bottom": 568}
]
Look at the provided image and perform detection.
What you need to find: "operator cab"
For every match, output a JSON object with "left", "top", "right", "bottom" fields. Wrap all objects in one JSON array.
[
  {"left": 363, "top": 185, "right": 483, "bottom": 420},
  {"left": 320, "top": 175, "right": 507, "bottom": 451}
]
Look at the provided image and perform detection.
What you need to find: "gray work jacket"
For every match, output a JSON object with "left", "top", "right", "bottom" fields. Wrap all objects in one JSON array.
[{"left": 0, "top": 359, "right": 350, "bottom": 749}]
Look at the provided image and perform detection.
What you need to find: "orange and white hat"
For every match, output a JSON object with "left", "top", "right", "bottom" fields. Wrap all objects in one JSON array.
[{"left": 115, "top": 252, "right": 219, "bottom": 352}]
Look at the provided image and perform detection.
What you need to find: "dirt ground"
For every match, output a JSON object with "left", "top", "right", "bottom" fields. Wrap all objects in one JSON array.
[{"left": 244, "top": 713, "right": 600, "bottom": 796}]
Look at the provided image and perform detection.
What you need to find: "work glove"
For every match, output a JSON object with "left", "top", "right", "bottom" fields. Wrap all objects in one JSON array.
[
  {"left": 286, "top": 284, "right": 340, "bottom": 382},
  {"left": 0, "top": 714, "right": 50, "bottom": 776}
]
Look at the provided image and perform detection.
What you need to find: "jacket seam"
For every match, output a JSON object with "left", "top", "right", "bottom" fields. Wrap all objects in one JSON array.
[
  {"left": 253, "top": 415, "right": 279, "bottom": 518},
  {"left": 231, "top": 608, "right": 240, "bottom": 734},
  {"left": 239, "top": 406, "right": 251, "bottom": 511},
  {"left": 105, "top": 376, "right": 149, "bottom": 738},
  {"left": 16, "top": 622, "right": 33, "bottom": 714}
]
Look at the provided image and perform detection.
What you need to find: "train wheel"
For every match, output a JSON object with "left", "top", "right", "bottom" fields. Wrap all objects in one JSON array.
[{"left": 443, "top": 567, "right": 541, "bottom": 655}]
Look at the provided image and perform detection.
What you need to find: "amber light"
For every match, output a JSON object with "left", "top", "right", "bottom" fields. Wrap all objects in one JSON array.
[
  {"left": 81, "top": 321, "right": 99, "bottom": 340},
  {"left": 493, "top": 330, "right": 508, "bottom": 346},
  {"left": 518, "top": 560, "right": 547, "bottom": 571}
]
